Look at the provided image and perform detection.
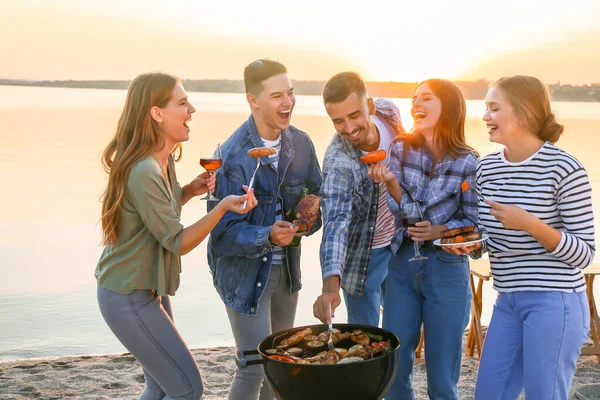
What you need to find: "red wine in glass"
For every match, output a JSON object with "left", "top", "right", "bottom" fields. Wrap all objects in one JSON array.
[
  {"left": 401, "top": 204, "right": 428, "bottom": 261},
  {"left": 199, "top": 142, "right": 222, "bottom": 201},
  {"left": 200, "top": 158, "right": 222, "bottom": 172},
  {"left": 401, "top": 217, "right": 422, "bottom": 228}
]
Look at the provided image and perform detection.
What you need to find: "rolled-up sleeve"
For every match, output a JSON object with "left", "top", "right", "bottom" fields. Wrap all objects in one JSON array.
[
  {"left": 445, "top": 156, "right": 478, "bottom": 230},
  {"left": 320, "top": 161, "right": 354, "bottom": 281},
  {"left": 127, "top": 161, "right": 184, "bottom": 255}
]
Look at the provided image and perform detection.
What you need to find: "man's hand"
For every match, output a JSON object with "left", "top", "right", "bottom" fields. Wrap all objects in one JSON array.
[
  {"left": 313, "top": 276, "right": 342, "bottom": 324},
  {"left": 292, "top": 231, "right": 309, "bottom": 238},
  {"left": 269, "top": 221, "right": 299, "bottom": 247},
  {"left": 285, "top": 209, "right": 310, "bottom": 239}
]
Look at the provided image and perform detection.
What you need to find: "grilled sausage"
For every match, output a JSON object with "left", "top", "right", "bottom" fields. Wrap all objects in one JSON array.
[
  {"left": 247, "top": 147, "right": 277, "bottom": 158},
  {"left": 359, "top": 149, "right": 386, "bottom": 164}
]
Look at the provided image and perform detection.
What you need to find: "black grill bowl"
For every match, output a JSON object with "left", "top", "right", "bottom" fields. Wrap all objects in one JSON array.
[{"left": 235, "top": 323, "right": 399, "bottom": 400}]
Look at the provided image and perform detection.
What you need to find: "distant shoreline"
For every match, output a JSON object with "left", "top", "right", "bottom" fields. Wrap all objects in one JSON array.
[{"left": 2, "top": 79, "right": 599, "bottom": 102}]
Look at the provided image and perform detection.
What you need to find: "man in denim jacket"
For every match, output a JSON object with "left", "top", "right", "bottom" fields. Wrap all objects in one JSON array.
[
  {"left": 313, "top": 72, "right": 405, "bottom": 328},
  {"left": 207, "top": 59, "right": 322, "bottom": 400}
]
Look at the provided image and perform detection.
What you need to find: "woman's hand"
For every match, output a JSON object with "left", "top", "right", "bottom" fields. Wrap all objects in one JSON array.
[
  {"left": 186, "top": 172, "right": 215, "bottom": 196},
  {"left": 407, "top": 221, "right": 446, "bottom": 241},
  {"left": 219, "top": 185, "right": 257, "bottom": 214},
  {"left": 442, "top": 242, "right": 482, "bottom": 256},
  {"left": 486, "top": 199, "right": 535, "bottom": 231},
  {"left": 367, "top": 162, "right": 396, "bottom": 183}
]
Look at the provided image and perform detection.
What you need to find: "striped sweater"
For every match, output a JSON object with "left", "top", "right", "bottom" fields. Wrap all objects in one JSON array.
[{"left": 476, "top": 142, "right": 595, "bottom": 292}]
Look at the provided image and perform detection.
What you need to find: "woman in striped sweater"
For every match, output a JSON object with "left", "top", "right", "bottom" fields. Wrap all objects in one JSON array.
[{"left": 448, "top": 75, "right": 594, "bottom": 399}]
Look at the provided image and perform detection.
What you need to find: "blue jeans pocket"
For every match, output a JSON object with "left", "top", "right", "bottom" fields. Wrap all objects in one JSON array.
[
  {"left": 579, "top": 291, "right": 591, "bottom": 332},
  {"left": 429, "top": 250, "right": 470, "bottom": 291},
  {"left": 436, "top": 250, "right": 468, "bottom": 264}
]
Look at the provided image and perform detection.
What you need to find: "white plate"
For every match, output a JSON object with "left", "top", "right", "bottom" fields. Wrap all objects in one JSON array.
[{"left": 433, "top": 233, "right": 489, "bottom": 248}]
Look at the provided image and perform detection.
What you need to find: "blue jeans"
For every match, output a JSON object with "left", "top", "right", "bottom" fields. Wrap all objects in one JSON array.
[
  {"left": 344, "top": 245, "right": 391, "bottom": 327},
  {"left": 97, "top": 288, "right": 203, "bottom": 400},
  {"left": 383, "top": 242, "right": 471, "bottom": 400},
  {"left": 475, "top": 290, "right": 590, "bottom": 400}
]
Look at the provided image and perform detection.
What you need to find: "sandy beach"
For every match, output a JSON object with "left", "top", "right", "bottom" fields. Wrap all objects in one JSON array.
[{"left": 2, "top": 333, "right": 599, "bottom": 400}]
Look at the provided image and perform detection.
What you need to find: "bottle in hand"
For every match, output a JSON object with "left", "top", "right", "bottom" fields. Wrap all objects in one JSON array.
[{"left": 289, "top": 187, "right": 309, "bottom": 248}]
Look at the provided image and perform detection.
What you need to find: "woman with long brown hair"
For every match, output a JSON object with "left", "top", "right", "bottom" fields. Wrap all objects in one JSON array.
[
  {"left": 369, "top": 79, "right": 479, "bottom": 399},
  {"left": 95, "top": 72, "right": 256, "bottom": 400}
]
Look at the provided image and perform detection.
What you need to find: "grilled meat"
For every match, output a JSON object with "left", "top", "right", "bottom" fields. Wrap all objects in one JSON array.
[
  {"left": 350, "top": 330, "right": 371, "bottom": 346},
  {"left": 277, "top": 328, "right": 312, "bottom": 349},
  {"left": 295, "top": 194, "right": 321, "bottom": 232},
  {"left": 440, "top": 225, "right": 475, "bottom": 238},
  {"left": 440, "top": 231, "right": 482, "bottom": 244}
]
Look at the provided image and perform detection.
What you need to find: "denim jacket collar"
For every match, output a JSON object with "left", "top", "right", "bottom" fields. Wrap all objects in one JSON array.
[{"left": 246, "top": 115, "right": 295, "bottom": 179}]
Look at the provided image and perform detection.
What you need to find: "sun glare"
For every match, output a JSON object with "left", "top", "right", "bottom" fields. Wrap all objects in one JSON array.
[
  {"left": 1, "top": 0, "right": 599, "bottom": 83},
  {"left": 361, "top": 47, "right": 471, "bottom": 83}
]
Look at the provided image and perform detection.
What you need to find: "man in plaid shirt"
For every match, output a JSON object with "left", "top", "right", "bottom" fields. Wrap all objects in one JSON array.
[{"left": 313, "top": 72, "right": 405, "bottom": 326}]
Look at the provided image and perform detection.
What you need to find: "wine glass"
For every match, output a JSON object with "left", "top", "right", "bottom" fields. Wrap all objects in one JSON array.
[
  {"left": 401, "top": 202, "right": 428, "bottom": 262},
  {"left": 199, "top": 142, "right": 222, "bottom": 201}
]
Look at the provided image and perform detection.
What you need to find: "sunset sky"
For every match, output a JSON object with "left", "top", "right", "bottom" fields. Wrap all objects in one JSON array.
[{"left": 2, "top": 0, "right": 600, "bottom": 84}]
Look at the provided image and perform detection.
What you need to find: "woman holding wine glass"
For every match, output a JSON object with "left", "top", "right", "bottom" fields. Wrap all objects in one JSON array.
[
  {"left": 368, "top": 79, "right": 479, "bottom": 399},
  {"left": 199, "top": 141, "right": 223, "bottom": 201},
  {"left": 400, "top": 202, "right": 428, "bottom": 262},
  {"left": 95, "top": 72, "right": 257, "bottom": 400}
]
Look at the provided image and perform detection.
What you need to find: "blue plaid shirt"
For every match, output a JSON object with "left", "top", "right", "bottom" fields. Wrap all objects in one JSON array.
[
  {"left": 320, "top": 98, "right": 404, "bottom": 296},
  {"left": 388, "top": 137, "right": 478, "bottom": 253}
]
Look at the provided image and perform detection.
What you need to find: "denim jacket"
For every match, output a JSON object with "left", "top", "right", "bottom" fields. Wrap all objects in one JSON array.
[{"left": 207, "top": 115, "right": 322, "bottom": 315}]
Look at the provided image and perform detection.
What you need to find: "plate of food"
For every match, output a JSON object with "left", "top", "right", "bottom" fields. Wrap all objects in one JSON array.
[{"left": 433, "top": 225, "right": 488, "bottom": 247}]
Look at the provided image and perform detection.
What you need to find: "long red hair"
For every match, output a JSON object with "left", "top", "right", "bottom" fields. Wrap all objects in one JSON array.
[{"left": 401, "top": 79, "right": 478, "bottom": 158}]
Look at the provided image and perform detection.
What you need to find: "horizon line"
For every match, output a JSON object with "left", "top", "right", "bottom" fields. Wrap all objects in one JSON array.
[{"left": 1, "top": 78, "right": 598, "bottom": 86}]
